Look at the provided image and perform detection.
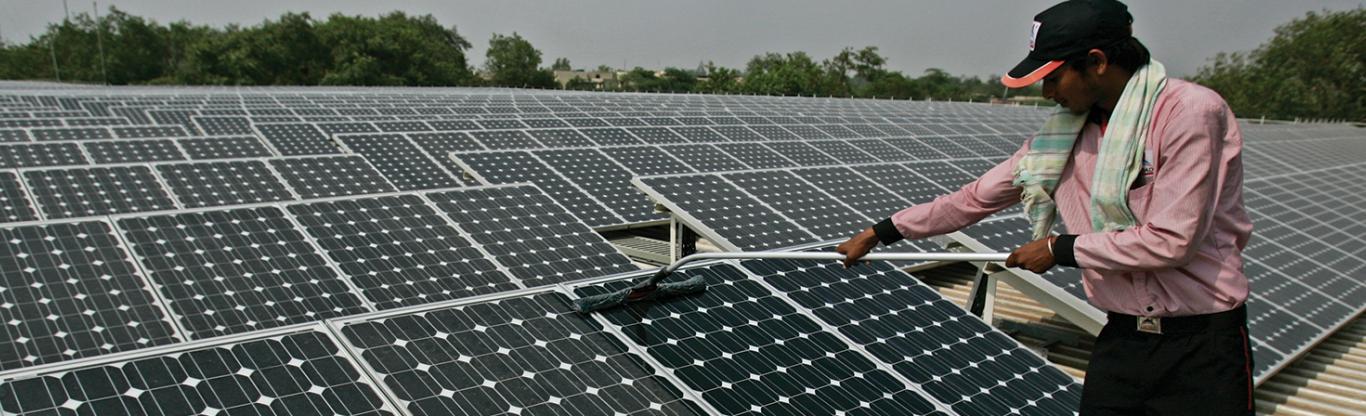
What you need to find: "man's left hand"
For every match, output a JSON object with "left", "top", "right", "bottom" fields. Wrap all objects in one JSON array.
[{"left": 1006, "top": 237, "right": 1057, "bottom": 274}]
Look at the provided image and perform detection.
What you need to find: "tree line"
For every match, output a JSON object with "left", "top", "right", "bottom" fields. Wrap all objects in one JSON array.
[{"left": 1, "top": 7, "right": 1360, "bottom": 120}]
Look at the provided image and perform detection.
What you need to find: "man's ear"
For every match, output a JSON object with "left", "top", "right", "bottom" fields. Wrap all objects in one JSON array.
[{"left": 1087, "top": 49, "right": 1109, "bottom": 76}]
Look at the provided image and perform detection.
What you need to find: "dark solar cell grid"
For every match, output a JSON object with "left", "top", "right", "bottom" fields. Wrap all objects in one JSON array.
[
  {"left": 0, "top": 220, "right": 179, "bottom": 370},
  {"left": 638, "top": 175, "right": 814, "bottom": 250},
  {"left": 725, "top": 170, "right": 870, "bottom": 239},
  {"left": 268, "top": 156, "right": 397, "bottom": 199},
  {"left": 83, "top": 139, "right": 187, "bottom": 164},
  {"left": 117, "top": 207, "right": 370, "bottom": 338},
  {"left": 339, "top": 293, "right": 705, "bottom": 415},
  {"left": 288, "top": 195, "right": 517, "bottom": 309},
  {"left": 257, "top": 124, "right": 342, "bottom": 156},
  {"left": 177, "top": 136, "right": 275, "bottom": 160},
  {"left": 0, "top": 142, "right": 87, "bottom": 169},
  {"left": 340, "top": 134, "right": 461, "bottom": 191},
  {"left": 155, "top": 160, "right": 295, "bottom": 208},
  {"left": 426, "top": 185, "right": 637, "bottom": 286},
  {"left": 22, "top": 166, "right": 178, "bottom": 219}
]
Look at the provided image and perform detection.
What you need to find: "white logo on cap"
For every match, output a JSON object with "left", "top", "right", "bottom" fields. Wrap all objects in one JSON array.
[{"left": 1029, "top": 21, "right": 1042, "bottom": 51}]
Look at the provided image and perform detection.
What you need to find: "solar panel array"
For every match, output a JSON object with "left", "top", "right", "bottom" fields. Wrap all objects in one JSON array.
[
  {"left": 635, "top": 122, "right": 1366, "bottom": 384},
  {"left": 1, "top": 86, "right": 1360, "bottom": 414}
]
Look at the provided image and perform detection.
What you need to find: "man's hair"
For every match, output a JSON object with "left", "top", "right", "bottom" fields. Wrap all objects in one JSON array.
[{"left": 1066, "top": 37, "right": 1150, "bottom": 74}]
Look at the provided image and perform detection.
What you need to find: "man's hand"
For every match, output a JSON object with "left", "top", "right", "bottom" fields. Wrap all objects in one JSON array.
[
  {"left": 1006, "top": 236, "right": 1057, "bottom": 274},
  {"left": 835, "top": 227, "right": 879, "bottom": 268}
]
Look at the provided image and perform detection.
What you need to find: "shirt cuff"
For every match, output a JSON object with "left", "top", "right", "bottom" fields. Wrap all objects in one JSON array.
[
  {"left": 873, "top": 218, "right": 905, "bottom": 246},
  {"left": 1054, "top": 234, "right": 1078, "bottom": 267}
]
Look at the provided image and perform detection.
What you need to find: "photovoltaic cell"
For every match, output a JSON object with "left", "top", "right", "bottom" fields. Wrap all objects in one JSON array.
[
  {"left": 526, "top": 129, "right": 593, "bottom": 148},
  {"left": 638, "top": 175, "right": 814, "bottom": 250},
  {"left": 578, "top": 128, "right": 643, "bottom": 146},
  {"left": 574, "top": 265, "right": 945, "bottom": 416},
  {"left": 194, "top": 116, "right": 254, "bottom": 136},
  {"left": 0, "top": 221, "right": 180, "bottom": 370},
  {"left": 22, "top": 166, "right": 178, "bottom": 219},
  {"left": 725, "top": 170, "right": 869, "bottom": 240},
  {"left": 793, "top": 167, "right": 910, "bottom": 220},
  {"left": 0, "top": 142, "right": 87, "bottom": 168},
  {"left": 82, "top": 139, "right": 187, "bottom": 164},
  {"left": 747, "top": 259, "right": 1082, "bottom": 415},
  {"left": 425, "top": 185, "right": 637, "bottom": 286},
  {"left": 339, "top": 134, "right": 461, "bottom": 191},
  {"left": 469, "top": 130, "right": 542, "bottom": 150},
  {"left": 714, "top": 142, "right": 796, "bottom": 169},
  {"left": 155, "top": 160, "right": 295, "bottom": 208},
  {"left": 32, "top": 128, "right": 113, "bottom": 141},
  {"left": 763, "top": 141, "right": 838, "bottom": 166},
  {"left": 177, "top": 136, "right": 275, "bottom": 160},
  {"left": 455, "top": 151, "right": 621, "bottom": 227},
  {"left": 288, "top": 195, "right": 517, "bottom": 309},
  {"left": 848, "top": 139, "right": 916, "bottom": 162},
  {"left": 806, "top": 140, "right": 880, "bottom": 164},
  {"left": 339, "top": 293, "right": 705, "bottom": 415},
  {"left": 117, "top": 206, "right": 370, "bottom": 338},
  {"left": 0, "top": 329, "right": 396, "bottom": 415},
  {"left": 917, "top": 136, "right": 979, "bottom": 159},
  {"left": 661, "top": 144, "right": 749, "bottom": 172},
  {"left": 906, "top": 160, "right": 978, "bottom": 191},
  {"left": 600, "top": 146, "right": 694, "bottom": 176},
  {"left": 0, "top": 172, "right": 39, "bottom": 222},
  {"left": 673, "top": 127, "right": 727, "bottom": 143},
  {"left": 257, "top": 124, "right": 342, "bottom": 156},
  {"left": 883, "top": 138, "right": 951, "bottom": 160},
  {"left": 711, "top": 126, "right": 765, "bottom": 142},
  {"left": 852, "top": 164, "right": 944, "bottom": 205},
  {"left": 269, "top": 156, "right": 398, "bottom": 199},
  {"left": 536, "top": 149, "right": 663, "bottom": 223}
]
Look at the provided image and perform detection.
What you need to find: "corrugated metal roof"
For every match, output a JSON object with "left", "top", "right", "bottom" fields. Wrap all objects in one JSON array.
[{"left": 912, "top": 262, "right": 1366, "bottom": 415}]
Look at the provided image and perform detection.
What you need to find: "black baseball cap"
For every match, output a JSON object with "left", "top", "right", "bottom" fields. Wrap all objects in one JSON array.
[{"left": 1001, "top": 0, "right": 1134, "bottom": 88}]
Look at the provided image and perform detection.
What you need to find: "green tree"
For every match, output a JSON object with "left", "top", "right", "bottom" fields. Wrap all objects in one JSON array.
[
  {"left": 485, "top": 32, "right": 554, "bottom": 87},
  {"left": 740, "top": 52, "right": 836, "bottom": 96},
  {"left": 1191, "top": 8, "right": 1364, "bottom": 121},
  {"left": 696, "top": 62, "right": 739, "bottom": 93},
  {"left": 551, "top": 57, "right": 572, "bottom": 71}
]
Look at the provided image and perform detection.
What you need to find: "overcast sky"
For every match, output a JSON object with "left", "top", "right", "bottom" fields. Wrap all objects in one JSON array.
[{"left": 1, "top": 0, "right": 1360, "bottom": 78}]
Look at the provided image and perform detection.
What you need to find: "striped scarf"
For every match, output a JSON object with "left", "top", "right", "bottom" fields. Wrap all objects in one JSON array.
[{"left": 1012, "top": 59, "right": 1168, "bottom": 240}]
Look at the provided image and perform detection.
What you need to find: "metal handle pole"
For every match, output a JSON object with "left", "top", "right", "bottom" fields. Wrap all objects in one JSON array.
[{"left": 639, "top": 251, "right": 1010, "bottom": 288}]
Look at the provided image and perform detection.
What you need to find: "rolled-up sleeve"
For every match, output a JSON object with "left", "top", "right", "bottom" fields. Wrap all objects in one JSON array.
[
  {"left": 881, "top": 144, "right": 1028, "bottom": 242},
  {"left": 1069, "top": 101, "right": 1226, "bottom": 271}
]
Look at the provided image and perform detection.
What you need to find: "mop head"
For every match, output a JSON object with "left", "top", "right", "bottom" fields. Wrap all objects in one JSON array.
[{"left": 574, "top": 275, "right": 708, "bottom": 313}]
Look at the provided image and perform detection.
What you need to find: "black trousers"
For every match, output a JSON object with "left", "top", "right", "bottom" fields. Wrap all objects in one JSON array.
[{"left": 1080, "top": 306, "right": 1255, "bottom": 416}]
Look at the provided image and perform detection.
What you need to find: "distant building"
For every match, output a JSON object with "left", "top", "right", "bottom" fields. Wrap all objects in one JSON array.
[{"left": 554, "top": 70, "right": 619, "bottom": 89}]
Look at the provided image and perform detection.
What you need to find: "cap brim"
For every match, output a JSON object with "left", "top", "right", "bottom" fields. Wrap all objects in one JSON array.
[{"left": 1001, "top": 59, "right": 1063, "bottom": 89}]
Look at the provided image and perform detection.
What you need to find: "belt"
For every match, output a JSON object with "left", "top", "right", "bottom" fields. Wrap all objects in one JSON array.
[{"left": 1106, "top": 305, "right": 1247, "bottom": 335}]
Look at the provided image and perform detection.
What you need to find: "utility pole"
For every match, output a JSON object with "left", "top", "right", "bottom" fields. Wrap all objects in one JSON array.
[
  {"left": 62, "top": 0, "right": 71, "bottom": 20},
  {"left": 94, "top": 2, "right": 108, "bottom": 85}
]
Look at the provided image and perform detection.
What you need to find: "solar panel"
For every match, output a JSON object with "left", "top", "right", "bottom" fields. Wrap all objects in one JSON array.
[
  {"left": 475, "top": 119, "right": 527, "bottom": 130},
  {"left": 0, "top": 220, "right": 180, "bottom": 370},
  {"left": 287, "top": 195, "right": 517, "bottom": 309},
  {"left": 0, "top": 142, "right": 88, "bottom": 168},
  {"left": 748, "top": 125, "right": 799, "bottom": 141},
  {"left": 673, "top": 126, "right": 728, "bottom": 143},
  {"left": 578, "top": 127, "right": 644, "bottom": 146},
  {"left": 536, "top": 149, "right": 663, "bottom": 223},
  {"left": 958, "top": 218, "right": 1087, "bottom": 299},
  {"left": 269, "top": 156, "right": 398, "bottom": 199},
  {"left": 883, "top": 138, "right": 952, "bottom": 160},
  {"left": 917, "top": 136, "right": 979, "bottom": 159},
  {"left": 625, "top": 127, "right": 687, "bottom": 144},
  {"left": 852, "top": 164, "right": 945, "bottom": 204},
  {"left": 522, "top": 118, "right": 571, "bottom": 129},
  {"left": 905, "top": 160, "right": 978, "bottom": 190},
  {"left": 661, "top": 144, "right": 750, "bottom": 172},
  {"left": 0, "top": 129, "right": 30, "bottom": 142},
  {"left": 469, "top": 130, "right": 542, "bottom": 150},
  {"left": 22, "top": 166, "right": 178, "bottom": 219},
  {"left": 763, "top": 141, "right": 838, "bottom": 166},
  {"left": 425, "top": 185, "right": 637, "bottom": 286},
  {"left": 339, "top": 134, "right": 461, "bottom": 191},
  {"left": 574, "top": 264, "right": 947, "bottom": 415},
  {"left": 724, "top": 170, "right": 869, "bottom": 239},
  {"left": 31, "top": 127, "right": 113, "bottom": 141},
  {"left": 714, "top": 142, "right": 797, "bottom": 169},
  {"left": 454, "top": 151, "right": 622, "bottom": 227},
  {"left": 82, "top": 139, "right": 187, "bottom": 164},
  {"left": 711, "top": 126, "right": 765, "bottom": 142},
  {"left": 116, "top": 206, "right": 370, "bottom": 338},
  {"left": 177, "top": 136, "right": 275, "bottom": 160},
  {"left": 637, "top": 174, "right": 814, "bottom": 250},
  {"left": 746, "top": 258, "right": 1083, "bottom": 415},
  {"left": 525, "top": 129, "right": 594, "bottom": 147},
  {"left": 806, "top": 140, "right": 880, "bottom": 164},
  {"left": 193, "top": 116, "right": 254, "bottom": 136},
  {"left": 600, "top": 146, "right": 694, "bottom": 176},
  {"left": 0, "top": 328, "right": 397, "bottom": 415},
  {"left": 849, "top": 139, "right": 917, "bottom": 162},
  {"left": 815, "top": 124, "right": 863, "bottom": 139},
  {"left": 0, "top": 172, "right": 39, "bottom": 222},
  {"left": 155, "top": 160, "right": 296, "bottom": 208},
  {"left": 793, "top": 167, "right": 910, "bottom": 220},
  {"left": 337, "top": 292, "right": 706, "bottom": 415},
  {"left": 428, "top": 119, "right": 482, "bottom": 131},
  {"left": 375, "top": 120, "right": 431, "bottom": 132},
  {"left": 256, "top": 124, "right": 341, "bottom": 156},
  {"left": 112, "top": 125, "right": 189, "bottom": 139}
]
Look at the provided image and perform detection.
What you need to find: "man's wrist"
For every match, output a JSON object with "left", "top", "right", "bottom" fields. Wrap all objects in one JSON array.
[
  {"left": 872, "top": 218, "right": 905, "bottom": 246},
  {"left": 1053, "top": 234, "right": 1078, "bottom": 267}
]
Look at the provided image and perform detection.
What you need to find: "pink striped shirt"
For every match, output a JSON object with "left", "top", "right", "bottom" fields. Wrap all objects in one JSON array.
[{"left": 887, "top": 79, "right": 1252, "bottom": 317}]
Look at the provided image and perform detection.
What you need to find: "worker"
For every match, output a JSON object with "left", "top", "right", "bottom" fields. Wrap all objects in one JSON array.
[{"left": 836, "top": 0, "right": 1255, "bottom": 414}]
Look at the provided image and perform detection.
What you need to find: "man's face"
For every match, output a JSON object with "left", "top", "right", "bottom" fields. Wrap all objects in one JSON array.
[{"left": 1041, "top": 64, "right": 1099, "bottom": 115}]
